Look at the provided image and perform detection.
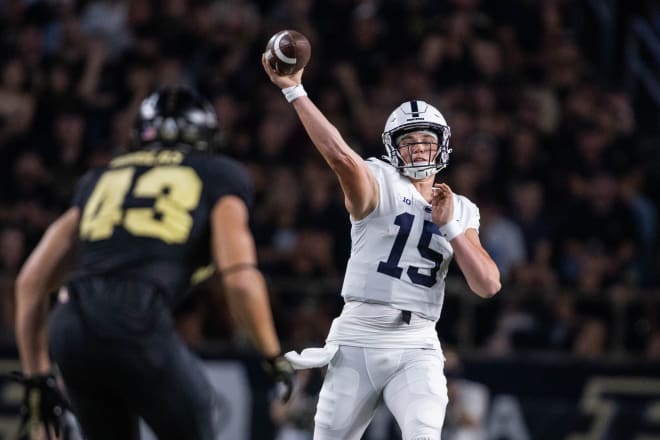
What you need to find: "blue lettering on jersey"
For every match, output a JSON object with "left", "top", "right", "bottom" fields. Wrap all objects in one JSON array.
[
  {"left": 402, "top": 196, "right": 412, "bottom": 206},
  {"left": 377, "top": 212, "right": 443, "bottom": 287}
]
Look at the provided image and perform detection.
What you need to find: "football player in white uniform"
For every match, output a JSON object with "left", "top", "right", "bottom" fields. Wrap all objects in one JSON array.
[{"left": 262, "top": 55, "right": 501, "bottom": 440}]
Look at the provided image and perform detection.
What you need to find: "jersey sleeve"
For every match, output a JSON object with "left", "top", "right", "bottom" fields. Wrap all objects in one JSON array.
[
  {"left": 455, "top": 194, "right": 481, "bottom": 232},
  {"left": 71, "top": 168, "right": 103, "bottom": 209},
  {"left": 364, "top": 158, "right": 398, "bottom": 218},
  {"left": 200, "top": 155, "right": 255, "bottom": 210}
]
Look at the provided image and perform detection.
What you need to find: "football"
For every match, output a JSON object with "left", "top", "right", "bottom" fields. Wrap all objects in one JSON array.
[{"left": 265, "top": 30, "right": 311, "bottom": 76}]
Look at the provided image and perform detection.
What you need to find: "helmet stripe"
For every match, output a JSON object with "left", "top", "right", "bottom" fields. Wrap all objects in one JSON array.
[{"left": 409, "top": 100, "right": 419, "bottom": 117}]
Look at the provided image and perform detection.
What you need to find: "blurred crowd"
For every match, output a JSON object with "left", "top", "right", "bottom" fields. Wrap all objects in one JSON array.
[{"left": 0, "top": 0, "right": 659, "bottom": 359}]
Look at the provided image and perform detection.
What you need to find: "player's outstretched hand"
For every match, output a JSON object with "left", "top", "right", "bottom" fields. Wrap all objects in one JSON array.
[
  {"left": 263, "top": 355, "right": 296, "bottom": 403},
  {"left": 9, "top": 372, "right": 69, "bottom": 440},
  {"left": 261, "top": 53, "right": 304, "bottom": 90}
]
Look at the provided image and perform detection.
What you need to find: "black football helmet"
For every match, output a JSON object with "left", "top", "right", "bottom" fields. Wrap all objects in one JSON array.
[{"left": 133, "top": 85, "right": 221, "bottom": 151}]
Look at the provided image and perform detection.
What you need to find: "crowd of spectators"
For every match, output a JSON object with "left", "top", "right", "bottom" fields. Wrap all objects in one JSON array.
[{"left": 0, "top": 0, "right": 659, "bottom": 360}]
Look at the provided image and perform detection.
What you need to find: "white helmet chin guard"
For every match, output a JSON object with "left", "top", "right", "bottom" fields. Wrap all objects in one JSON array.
[{"left": 382, "top": 100, "right": 452, "bottom": 180}]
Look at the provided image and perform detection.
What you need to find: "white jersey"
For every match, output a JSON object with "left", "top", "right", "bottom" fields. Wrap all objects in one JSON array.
[
  {"left": 287, "top": 158, "right": 479, "bottom": 358},
  {"left": 326, "top": 158, "right": 480, "bottom": 349}
]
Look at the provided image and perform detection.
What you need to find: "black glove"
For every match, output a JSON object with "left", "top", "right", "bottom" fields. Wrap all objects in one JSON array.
[
  {"left": 9, "top": 372, "right": 69, "bottom": 440},
  {"left": 263, "top": 355, "right": 295, "bottom": 403}
]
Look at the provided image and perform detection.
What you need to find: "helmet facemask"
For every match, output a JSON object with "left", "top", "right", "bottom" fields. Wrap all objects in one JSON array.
[{"left": 382, "top": 100, "right": 452, "bottom": 180}]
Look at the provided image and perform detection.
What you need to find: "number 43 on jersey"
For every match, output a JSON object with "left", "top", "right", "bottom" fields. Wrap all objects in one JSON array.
[{"left": 79, "top": 166, "right": 202, "bottom": 244}]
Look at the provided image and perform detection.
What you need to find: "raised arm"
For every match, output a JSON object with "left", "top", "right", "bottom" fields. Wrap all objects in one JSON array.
[
  {"left": 16, "top": 207, "right": 80, "bottom": 375},
  {"left": 261, "top": 55, "right": 378, "bottom": 220}
]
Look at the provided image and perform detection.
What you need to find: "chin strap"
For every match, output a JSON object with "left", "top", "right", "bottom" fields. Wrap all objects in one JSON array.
[{"left": 401, "top": 165, "right": 440, "bottom": 180}]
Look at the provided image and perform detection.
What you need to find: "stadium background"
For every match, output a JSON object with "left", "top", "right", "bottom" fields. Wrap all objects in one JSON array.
[{"left": 0, "top": 0, "right": 659, "bottom": 438}]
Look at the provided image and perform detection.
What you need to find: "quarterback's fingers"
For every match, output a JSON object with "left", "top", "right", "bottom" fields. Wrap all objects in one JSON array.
[
  {"left": 432, "top": 186, "right": 448, "bottom": 199},
  {"left": 261, "top": 54, "right": 270, "bottom": 72},
  {"left": 433, "top": 184, "right": 452, "bottom": 199},
  {"left": 262, "top": 53, "right": 276, "bottom": 78}
]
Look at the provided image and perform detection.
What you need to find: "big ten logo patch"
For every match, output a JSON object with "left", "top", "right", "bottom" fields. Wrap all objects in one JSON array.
[
  {"left": 568, "top": 377, "right": 660, "bottom": 440},
  {"left": 401, "top": 195, "right": 412, "bottom": 206}
]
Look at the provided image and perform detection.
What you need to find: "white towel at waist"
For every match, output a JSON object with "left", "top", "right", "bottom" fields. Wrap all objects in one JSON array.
[{"left": 284, "top": 343, "right": 339, "bottom": 370}]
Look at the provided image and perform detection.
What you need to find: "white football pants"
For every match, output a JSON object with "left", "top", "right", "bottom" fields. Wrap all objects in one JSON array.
[{"left": 313, "top": 345, "right": 448, "bottom": 440}]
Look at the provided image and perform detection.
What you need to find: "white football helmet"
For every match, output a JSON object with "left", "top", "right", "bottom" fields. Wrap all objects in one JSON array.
[{"left": 382, "top": 100, "right": 452, "bottom": 180}]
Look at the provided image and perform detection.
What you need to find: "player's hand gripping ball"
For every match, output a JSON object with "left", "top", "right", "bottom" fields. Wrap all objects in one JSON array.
[{"left": 264, "top": 30, "right": 311, "bottom": 76}]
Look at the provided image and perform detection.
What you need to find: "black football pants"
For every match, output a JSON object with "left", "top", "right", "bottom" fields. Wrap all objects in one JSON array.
[{"left": 49, "top": 278, "right": 221, "bottom": 440}]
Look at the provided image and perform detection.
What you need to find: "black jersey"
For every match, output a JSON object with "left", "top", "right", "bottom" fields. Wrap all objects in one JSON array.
[{"left": 69, "top": 147, "right": 253, "bottom": 306}]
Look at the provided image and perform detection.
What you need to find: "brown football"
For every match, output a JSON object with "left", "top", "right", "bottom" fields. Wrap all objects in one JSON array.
[{"left": 265, "top": 30, "right": 311, "bottom": 76}]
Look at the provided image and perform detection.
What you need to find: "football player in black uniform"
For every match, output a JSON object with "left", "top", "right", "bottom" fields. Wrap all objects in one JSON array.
[{"left": 14, "top": 85, "right": 294, "bottom": 440}]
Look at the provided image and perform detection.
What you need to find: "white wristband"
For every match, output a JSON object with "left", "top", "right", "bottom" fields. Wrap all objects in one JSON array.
[
  {"left": 282, "top": 84, "right": 307, "bottom": 103},
  {"left": 439, "top": 220, "right": 462, "bottom": 241}
]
